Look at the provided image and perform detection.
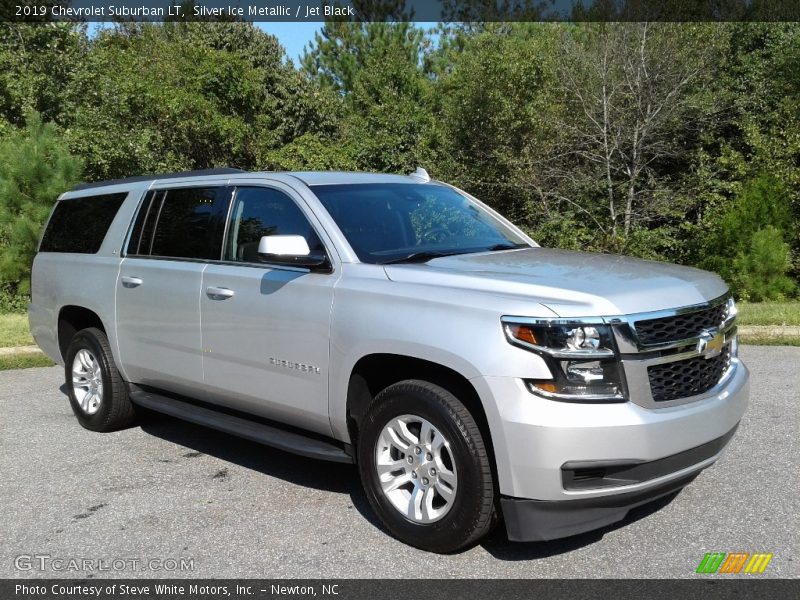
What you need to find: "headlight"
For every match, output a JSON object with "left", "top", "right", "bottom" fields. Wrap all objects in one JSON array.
[
  {"left": 503, "top": 319, "right": 626, "bottom": 402},
  {"left": 723, "top": 296, "right": 737, "bottom": 327}
]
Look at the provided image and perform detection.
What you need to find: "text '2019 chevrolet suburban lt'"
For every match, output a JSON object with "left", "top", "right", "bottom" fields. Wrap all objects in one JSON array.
[{"left": 29, "top": 168, "right": 749, "bottom": 553}]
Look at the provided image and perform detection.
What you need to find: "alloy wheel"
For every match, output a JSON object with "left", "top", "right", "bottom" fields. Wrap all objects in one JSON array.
[
  {"left": 374, "top": 414, "right": 458, "bottom": 524},
  {"left": 71, "top": 349, "right": 103, "bottom": 415}
]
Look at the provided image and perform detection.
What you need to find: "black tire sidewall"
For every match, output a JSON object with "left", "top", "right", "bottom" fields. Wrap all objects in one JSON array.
[
  {"left": 64, "top": 329, "right": 120, "bottom": 431},
  {"left": 358, "top": 382, "right": 492, "bottom": 553}
]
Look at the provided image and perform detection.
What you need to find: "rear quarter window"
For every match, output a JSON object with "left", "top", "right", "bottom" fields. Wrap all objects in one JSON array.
[{"left": 39, "top": 192, "right": 128, "bottom": 254}]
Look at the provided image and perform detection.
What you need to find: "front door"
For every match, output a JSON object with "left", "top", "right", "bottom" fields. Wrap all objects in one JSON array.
[{"left": 200, "top": 184, "right": 339, "bottom": 436}]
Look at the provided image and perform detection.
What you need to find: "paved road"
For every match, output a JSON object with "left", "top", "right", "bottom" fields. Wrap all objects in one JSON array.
[{"left": 0, "top": 346, "right": 796, "bottom": 579}]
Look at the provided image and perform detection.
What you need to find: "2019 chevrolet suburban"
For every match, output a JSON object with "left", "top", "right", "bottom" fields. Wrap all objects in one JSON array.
[{"left": 29, "top": 168, "right": 749, "bottom": 553}]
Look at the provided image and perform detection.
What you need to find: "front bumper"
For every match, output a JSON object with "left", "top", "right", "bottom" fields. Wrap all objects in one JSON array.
[
  {"left": 502, "top": 472, "right": 700, "bottom": 542},
  {"left": 471, "top": 357, "right": 749, "bottom": 539}
]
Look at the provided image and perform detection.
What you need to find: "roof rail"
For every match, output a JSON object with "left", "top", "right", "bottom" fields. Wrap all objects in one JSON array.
[{"left": 71, "top": 168, "right": 248, "bottom": 191}]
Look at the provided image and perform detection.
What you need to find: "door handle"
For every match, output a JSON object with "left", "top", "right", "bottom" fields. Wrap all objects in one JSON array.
[
  {"left": 121, "top": 276, "right": 143, "bottom": 288},
  {"left": 206, "top": 286, "right": 235, "bottom": 299}
]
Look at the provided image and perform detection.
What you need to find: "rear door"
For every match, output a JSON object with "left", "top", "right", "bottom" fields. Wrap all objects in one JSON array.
[
  {"left": 115, "top": 185, "right": 233, "bottom": 398},
  {"left": 200, "top": 183, "right": 339, "bottom": 436}
]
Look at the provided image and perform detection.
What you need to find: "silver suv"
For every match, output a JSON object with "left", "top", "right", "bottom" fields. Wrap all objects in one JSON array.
[{"left": 29, "top": 168, "right": 749, "bottom": 553}]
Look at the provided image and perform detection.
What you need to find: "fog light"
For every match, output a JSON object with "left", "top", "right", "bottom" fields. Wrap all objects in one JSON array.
[{"left": 566, "top": 362, "right": 604, "bottom": 382}]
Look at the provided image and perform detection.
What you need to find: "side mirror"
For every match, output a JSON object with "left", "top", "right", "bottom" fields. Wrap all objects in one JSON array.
[{"left": 257, "top": 235, "right": 329, "bottom": 270}]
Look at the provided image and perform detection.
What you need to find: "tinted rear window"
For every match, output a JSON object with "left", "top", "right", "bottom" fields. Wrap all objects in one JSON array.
[
  {"left": 143, "top": 187, "right": 232, "bottom": 260},
  {"left": 40, "top": 193, "right": 127, "bottom": 253},
  {"left": 127, "top": 190, "right": 164, "bottom": 256}
]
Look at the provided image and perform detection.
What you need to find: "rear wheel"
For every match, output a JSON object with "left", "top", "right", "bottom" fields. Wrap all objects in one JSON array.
[
  {"left": 358, "top": 380, "right": 495, "bottom": 553},
  {"left": 64, "top": 327, "right": 135, "bottom": 432}
]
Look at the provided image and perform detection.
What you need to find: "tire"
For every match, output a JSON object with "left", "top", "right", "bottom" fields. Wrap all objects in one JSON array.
[
  {"left": 64, "top": 327, "right": 135, "bottom": 432},
  {"left": 357, "top": 379, "right": 495, "bottom": 553}
]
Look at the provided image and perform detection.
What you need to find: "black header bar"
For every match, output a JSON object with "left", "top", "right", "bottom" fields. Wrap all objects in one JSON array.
[{"left": 4, "top": 1, "right": 800, "bottom": 23}]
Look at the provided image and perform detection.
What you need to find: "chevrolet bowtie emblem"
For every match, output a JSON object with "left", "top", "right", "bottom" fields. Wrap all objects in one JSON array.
[{"left": 697, "top": 328, "right": 724, "bottom": 357}]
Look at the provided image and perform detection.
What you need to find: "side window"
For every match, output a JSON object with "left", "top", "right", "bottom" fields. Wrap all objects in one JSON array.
[
  {"left": 127, "top": 190, "right": 164, "bottom": 256},
  {"left": 224, "top": 187, "right": 324, "bottom": 263},
  {"left": 40, "top": 192, "right": 127, "bottom": 254},
  {"left": 137, "top": 186, "right": 232, "bottom": 260}
]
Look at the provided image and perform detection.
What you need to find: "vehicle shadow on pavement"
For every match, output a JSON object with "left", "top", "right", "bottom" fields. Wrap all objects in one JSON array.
[
  {"left": 136, "top": 411, "right": 386, "bottom": 529},
  {"left": 75, "top": 395, "right": 683, "bottom": 559},
  {"left": 479, "top": 491, "right": 681, "bottom": 560},
  {"left": 138, "top": 413, "right": 355, "bottom": 492}
]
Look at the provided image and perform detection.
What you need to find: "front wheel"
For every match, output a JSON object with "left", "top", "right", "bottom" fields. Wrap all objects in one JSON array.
[{"left": 357, "top": 380, "right": 496, "bottom": 553}]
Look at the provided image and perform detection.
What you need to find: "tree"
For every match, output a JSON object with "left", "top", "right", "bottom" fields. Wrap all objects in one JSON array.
[
  {"left": 551, "top": 23, "right": 723, "bottom": 246},
  {"left": 0, "top": 22, "right": 87, "bottom": 126},
  {"left": 302, "top": 16, "right": 426, "bottom": 94},
  {"left": 340, "top": 34, "right": 436, "bottom": 173},
  {"left": 62, "top": 24, "right": 276, "bottom": 180},
  {"left": 701, "top": 173, "right": 796, "bottom": 300},
  {"left": 0, "top": 113, "right": 82, "bottom": 293},
  {"left": 302, "top": 15, "right": 435, "bottom": 174},
  {"left": 730, "top": 227, "right": 795, "bottom": 301},
  {"left": 684, "top": 23, "right": 800, "bottom": 284},
  {"left": 436, "top": 25, "right": 561, "bottom": 226},
  {"left": 62, "top": 23, "right": 342, "bottom": 182}
]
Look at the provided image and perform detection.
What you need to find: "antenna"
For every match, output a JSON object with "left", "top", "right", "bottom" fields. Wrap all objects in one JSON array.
[{"left": 409, "top": 167, "right": 430, "bottom": 182}]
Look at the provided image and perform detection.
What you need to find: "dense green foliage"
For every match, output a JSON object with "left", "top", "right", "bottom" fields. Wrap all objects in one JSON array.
[
  {"left": 0, "top": 113, "right": 81, "bottom": 293},
  {"left": 0, "top": 20, "right": 798, "bottom": 303}
]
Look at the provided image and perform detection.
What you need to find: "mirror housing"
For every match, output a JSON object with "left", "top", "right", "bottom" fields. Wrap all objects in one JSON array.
[{"left": 257, "top": 235, "right": 329, "bottom": 270}]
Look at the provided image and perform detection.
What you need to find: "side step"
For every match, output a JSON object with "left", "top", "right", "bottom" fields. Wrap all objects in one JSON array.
[{"left": 129, "top": 389, "right": 353, "bottom": 464}]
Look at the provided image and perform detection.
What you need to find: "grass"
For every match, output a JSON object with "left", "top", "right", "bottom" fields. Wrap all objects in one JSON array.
[
  {"left": 736, "top": 301, "right": 800, "bottom": 345},
  {"left": 0, "top": 312, "right": 34, "bottom": 348},
  {"left": 737, "top": 334, "right": 800, "bottom": 347},
  {"left": 737, "top": 301, "right": 800, "bottom": 326},
  {"left": 0, "top": 353, "right": 55, "bottom": 371}
]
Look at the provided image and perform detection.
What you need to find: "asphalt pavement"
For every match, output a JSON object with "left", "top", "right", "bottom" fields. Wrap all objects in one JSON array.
[{"left": 0, "top": 346, "right": 796, "bottom": 579}]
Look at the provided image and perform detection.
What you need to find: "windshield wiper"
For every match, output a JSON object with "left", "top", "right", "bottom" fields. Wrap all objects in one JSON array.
[
  {"left": 381, "top": 244, "right": 529, "bottom": 265},
  {"left": 380, "top": 250, "right": 466, "bottom": 265},
  {"left": 485, "top": 243, "right": 530, "bottom": 251}
]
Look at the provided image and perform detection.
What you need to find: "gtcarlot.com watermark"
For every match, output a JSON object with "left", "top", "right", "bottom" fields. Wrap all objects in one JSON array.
[{"left": 14, "top": 554, "right": 194, "bottom": 573}]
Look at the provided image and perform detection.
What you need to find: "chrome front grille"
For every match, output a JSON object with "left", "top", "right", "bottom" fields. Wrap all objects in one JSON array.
[
  {"left": 647, "top": 346, "right": 732, "bottom": 402},
  {"left": 633, "top": 303, "right": 728, "bottom": 346},
  {"left": 613, "top": 295, "right": 738, "bottom": 408}
]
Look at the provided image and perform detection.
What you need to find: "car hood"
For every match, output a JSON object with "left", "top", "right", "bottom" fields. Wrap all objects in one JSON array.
[{"left": 383, "top": 248, "right": 728, "bottom": 317}]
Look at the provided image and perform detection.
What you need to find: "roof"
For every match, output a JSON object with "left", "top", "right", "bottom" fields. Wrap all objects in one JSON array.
[
  {"left": 69, "top": 169, "right": 432, "bottom": 193},
  {"left": 288, "top": 171, "right": 427, "bottom": 186},
  {"left": 71, "top": 168, "right": 246, "bottom": 191}
]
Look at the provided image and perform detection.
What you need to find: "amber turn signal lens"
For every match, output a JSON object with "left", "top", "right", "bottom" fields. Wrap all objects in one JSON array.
[
  {"left": 532, "top": 381, "right": 558, "bottom": 393},
  {"left": 509, "top": 324, "right": 538, "bottom": 345}
]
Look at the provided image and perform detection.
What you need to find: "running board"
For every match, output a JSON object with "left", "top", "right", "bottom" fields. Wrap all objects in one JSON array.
[{"left": 129, "top": 389, "right": 353, "bottom": 464}]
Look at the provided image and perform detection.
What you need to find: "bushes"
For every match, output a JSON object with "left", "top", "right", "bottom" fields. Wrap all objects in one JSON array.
[
  {"left": 0, "top": 284, "right": 28, "bottom": 313},
  {"left": 730, "top": 227, "right": 796, "bottom": 301},
  {"left": 701, "top": 174, "right": 797, "bottom": 301}
]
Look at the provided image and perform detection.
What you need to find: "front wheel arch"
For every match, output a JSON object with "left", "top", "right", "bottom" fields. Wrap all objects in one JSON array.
[{"left": 345, "top": 354, "right": 497, "bottom": 475}]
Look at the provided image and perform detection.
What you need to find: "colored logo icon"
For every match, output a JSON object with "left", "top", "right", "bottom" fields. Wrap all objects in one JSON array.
[{"left": 697, "top": 552, "right": 773, "bottom": 574}]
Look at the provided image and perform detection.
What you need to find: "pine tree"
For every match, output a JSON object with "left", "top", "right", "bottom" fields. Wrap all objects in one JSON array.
[{"left": 0, "top": 112, "right": 82, "bottom": 294}]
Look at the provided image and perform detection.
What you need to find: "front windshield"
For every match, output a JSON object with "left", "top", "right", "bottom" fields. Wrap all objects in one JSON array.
[{"left": 310, "top": 183, "right": 530, "bottom": 264}]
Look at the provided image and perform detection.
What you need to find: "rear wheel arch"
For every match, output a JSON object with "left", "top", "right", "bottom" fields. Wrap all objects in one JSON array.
[{"left": 57, "top": 305, "right": 108, "bottom": 360}]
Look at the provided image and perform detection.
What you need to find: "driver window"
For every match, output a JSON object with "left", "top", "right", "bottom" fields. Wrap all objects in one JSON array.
[{"left": 225, "top": 187, "right": 324, "bottom": 263}]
